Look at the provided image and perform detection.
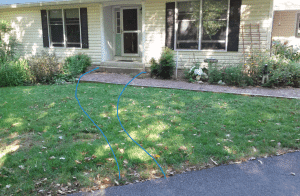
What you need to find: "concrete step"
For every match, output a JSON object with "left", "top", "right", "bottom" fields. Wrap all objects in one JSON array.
[
  {"left": 86, "top": 65, "right": 144, "bottom": 75},
  {"left": 100, "top": 61, "right": 144, "bottom": 68},
  {"left": 113, "top": 56, "right": 142, "bottom": 62}
]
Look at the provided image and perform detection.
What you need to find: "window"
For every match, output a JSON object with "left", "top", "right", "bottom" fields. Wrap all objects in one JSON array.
[
  {"left": 176, "top": 1, "right": 200, "bottom": 49},
  {"left": 296, "top": 13, "right": 300, "bottom": 38},
  {"left": 175, "top": 0, "right": 229, "bottom": 50},
  {"left": 48, "top": 9, "right": 81, "bottom": 48}
]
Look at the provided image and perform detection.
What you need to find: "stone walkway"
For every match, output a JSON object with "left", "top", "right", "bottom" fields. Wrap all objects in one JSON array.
[{"left": 77, "top": 72, "right": 300, "bottom": 99}]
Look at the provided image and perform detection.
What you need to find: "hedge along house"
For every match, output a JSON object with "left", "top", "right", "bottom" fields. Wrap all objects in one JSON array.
[
  {"left": 272, "top": 0, "right": 300, "bottom": 48},
  {"left": 0, "top": 0, "right": 274, "bottom": 74}
]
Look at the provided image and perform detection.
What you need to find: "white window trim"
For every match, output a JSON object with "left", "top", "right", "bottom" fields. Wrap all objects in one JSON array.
[
  {"left": 174, "top": 0, "right": 231, "bottom": 52},
  {"left": 47, "top": 8, "right": 82, "bottom": 49}
]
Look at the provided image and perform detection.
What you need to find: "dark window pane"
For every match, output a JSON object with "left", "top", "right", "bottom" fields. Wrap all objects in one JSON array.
[
  {"left": 53, "top": 43, "right": 64, "bottom": 47},
  {"left": 124, "top": 33, "right": 138, "bottom": 54},
  {"left": 178, "top": 1, "right": 200, "bottom": 13},
  {"left": 176, "top": 1, "right": 200, "bottom": 50},
  {"left": 202, "top": 0, "right": 228, "bottom": 11},
  {"left": 177, "top": 20, "right": 199, "bottom": 41},
  {"left": 117, "top": 27, "right": 120, "bottom": 33},
  {"left": 67, "top": 43, "right": 81, "bottom": 47},
  {"left": 65, "top": 9, "right": 79, "bottom": 25},
  {"left": 201, "top": 0, "right": 228, "bottom": 50},
  {"left": 123, "top": 9, "right": 137, "bottom": 31},
  {"left": 49, "top": 10, "right": 62, "bottom": 25},
  {"left": 201, "top": 42, "right": 225, "bottom": 50},
  {"left": 177, "top": 42, "right": 198, "bottom": 49},
  {"left": 202, "top": 11, "right": 227, "bottom": 21},
  {"left": 117, "top": 12, "right": 120, "bottom": 19},
  {"left": 117, "top": 19, "right": 120, "bottom": 26},
  {"left": 202, "top": 21, "right": 227, "bottom": 40},
  {"left": 66, "top": 25, "right": 80, "bottom": 43},
  {"left": 50, "top": 25, "right": 64, "bottom": 43}
]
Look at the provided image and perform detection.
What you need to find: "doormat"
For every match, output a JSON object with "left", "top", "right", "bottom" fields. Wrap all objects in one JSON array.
[{"left": 118, "top": 60, "right": 134, "bottom": 62}]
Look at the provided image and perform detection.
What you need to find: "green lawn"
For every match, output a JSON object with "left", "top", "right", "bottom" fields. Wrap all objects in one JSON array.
[{"left": 0, "top": 83, "right": 300, "bottom": 195}]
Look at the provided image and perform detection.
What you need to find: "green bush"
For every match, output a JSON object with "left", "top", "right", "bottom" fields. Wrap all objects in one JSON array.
[
  {"left": 208, "top": 63, "right": 222, "bottom": 84},
  {"left": 150, "top": 58, "right": 159, "bottom": 78},
  {"left": 272, "top": 40, "right": 300, "bottom": 62},
  {"left": 64, "top": 53, "right": 91, "bottom": 77},
  {"left": 184, "top": 66, "right": 197, "bottom": 82},
  {"left": 150, "top": 47, "right": 175, "bottom": 79},
  {"left": 0, "top": 59, "right": 30, "bottom": 87},
  {"left": 223, "top": 65, "right": 253, "bottom": 87},
  {"left": 27, "top": 51, "right": 62, "bottom": 84},
  {"left": 265, "top": 60, "right": 300, "bottom": 87}
]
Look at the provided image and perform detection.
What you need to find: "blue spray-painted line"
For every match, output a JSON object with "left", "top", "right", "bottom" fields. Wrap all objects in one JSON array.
[
  {"left": 75, "top": 67, "right": 121, "bottom": 180},
  {"left": 117, "top": 72, "right": 167, "bottom": 179}
]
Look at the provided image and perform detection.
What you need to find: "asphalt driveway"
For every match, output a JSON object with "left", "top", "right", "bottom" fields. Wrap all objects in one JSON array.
[{"left": 70, "top": 151, "right": 300, "bottom": 196}]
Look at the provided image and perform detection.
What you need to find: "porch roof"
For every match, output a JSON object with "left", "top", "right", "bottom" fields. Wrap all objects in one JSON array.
[{"left": 0, "top": 0, "right": 141, "bottom": 9}]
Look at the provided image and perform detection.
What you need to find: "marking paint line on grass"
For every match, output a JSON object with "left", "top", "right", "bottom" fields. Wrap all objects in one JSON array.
[
  {"left": 117, "top": 72, "right": 167, "bottom": 179},
  {"left": 75, "top": 67, "right": 121, "bottom": 180}
]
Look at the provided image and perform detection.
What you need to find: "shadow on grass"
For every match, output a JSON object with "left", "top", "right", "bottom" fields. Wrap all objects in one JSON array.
[{"left": 0, "top": 83, "right": 299, "bottom": 195}]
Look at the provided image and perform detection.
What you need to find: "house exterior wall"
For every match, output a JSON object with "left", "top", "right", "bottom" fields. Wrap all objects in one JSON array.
[
  {"left": 143, "top": 0, "right": 273, "bottom": 68},
  {"left": 0, "top": 0, "right": 273, "bottom": 67},
  {"left": 273, "top": 0, "right": 300, "bottom": 11},
  {"left": 0, "top": 3, "right": 102, "bottom": 64},
  {"left": 272, "top": 10, "right": 300, "bottom": 47}
]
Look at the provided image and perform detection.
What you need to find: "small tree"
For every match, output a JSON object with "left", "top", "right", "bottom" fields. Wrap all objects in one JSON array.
[
  {"left": 0, "top": 20, "right": 19, "bottom": 62},
  {"left": 150, "top": 47, "right": 175, "bottom": 79}
]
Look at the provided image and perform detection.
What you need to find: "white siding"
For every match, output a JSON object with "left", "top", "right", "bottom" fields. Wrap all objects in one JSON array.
[
  {"left": 0, "top": 3, "right": 102, "bottom": 65},
  {"left": 144, "top": 0, "right": 273, "bottom": 68}
]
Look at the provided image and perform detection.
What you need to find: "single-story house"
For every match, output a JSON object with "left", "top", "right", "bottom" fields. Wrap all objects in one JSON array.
[
  {"left": 0, "top": 0, "right": 274, "bottom": 72},
  {"left": 272, "top": 0, "right": 300, "bottom": 48}
]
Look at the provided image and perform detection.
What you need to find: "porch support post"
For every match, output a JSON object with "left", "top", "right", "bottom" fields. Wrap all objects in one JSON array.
[
  {"left": 100, "top": 4, "right": 105, "bottom": 63},
  {"left": 142, "top": 1, "right": 146, "bottom": 71}
]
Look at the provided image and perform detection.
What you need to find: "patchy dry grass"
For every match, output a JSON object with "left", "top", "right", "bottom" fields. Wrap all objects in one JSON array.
[{"left": 0, "top": 83, "right": 299, "bottom": 195}]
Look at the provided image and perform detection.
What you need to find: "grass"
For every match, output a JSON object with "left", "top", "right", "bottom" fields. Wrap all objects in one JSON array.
[{"left": 0, "top": 83, "right": 300, "bottom": 195}]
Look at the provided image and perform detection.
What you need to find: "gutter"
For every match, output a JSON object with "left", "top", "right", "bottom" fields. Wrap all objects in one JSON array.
[{"left": 0, "top": 0, "right": 117, "bottom": 9}]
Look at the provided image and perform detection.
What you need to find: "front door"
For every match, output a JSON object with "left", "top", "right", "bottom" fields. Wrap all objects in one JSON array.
[{"left": 115, "top": 8, "right": 139, "bottom": 56}]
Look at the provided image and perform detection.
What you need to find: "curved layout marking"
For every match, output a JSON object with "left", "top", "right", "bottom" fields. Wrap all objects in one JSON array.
[
  {"left": 117, "top": 72, "right": 167, "bottom": 179},
  {"left": 75, "top": 67, "right": 121, "bottom": 179}
]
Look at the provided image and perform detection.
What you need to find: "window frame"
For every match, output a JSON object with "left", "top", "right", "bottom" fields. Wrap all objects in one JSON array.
[
  {"left": 47, "top": 8, "right": 82, "bottom": 49},
  {"left": 174, "top": 0, "right": 230, "bottom": 52},
  {"left": 296, "top": 12, "right": 300, "bottom": 38}
]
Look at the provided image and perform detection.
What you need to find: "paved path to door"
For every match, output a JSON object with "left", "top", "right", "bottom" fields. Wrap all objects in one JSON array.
[{"left": 78, "top": 72, "right": 300, "bottom": 99}]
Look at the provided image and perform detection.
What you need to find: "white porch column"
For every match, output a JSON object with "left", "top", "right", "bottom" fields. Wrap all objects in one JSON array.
[
  {"left": 142, "top": 1, "right": 146, "bottom": 67},
  {"left": 100, "top": 4, "right": 105, "bottom": 62}
]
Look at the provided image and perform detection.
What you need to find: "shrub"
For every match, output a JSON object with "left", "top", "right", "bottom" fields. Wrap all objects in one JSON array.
[
  {"left": 64, "top": 53, "right": 91, "bottom": 77},
  {"left": 158, "top": 47, "right": 175, "bottom": 79},
  {"left": 264, "top": 60, "right": 300, "bottom": 87},
  {"left": 208, "top": 62, "right": 222, "bottom": 84},
  {"left": 272, "top": 40, "right": 300, "bottom": 62},
  {"left": 0, "top": 59, "right": 30, "bottom": 87},
  {"left": 27, "top": 51, "right": 62, "bottom": 84},
  {"left": 223, "top": 65, "right": 253, "bottom": 87},
  {"left": 150, "top": 58, "right": 159, "bottom": 78},
  {"left": 150, "top": 47, "right": 175, "bottom": 79}
]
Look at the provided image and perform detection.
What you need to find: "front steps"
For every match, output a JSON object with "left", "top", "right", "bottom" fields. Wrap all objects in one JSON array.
[{"left": 86, "top": 60, "right": 145, "bottom": 75}]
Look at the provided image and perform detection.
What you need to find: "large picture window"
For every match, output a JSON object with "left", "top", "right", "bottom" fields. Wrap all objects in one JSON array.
[
  {"left": 175, "top": 0, "right": 230, "bottom": 51},
  {"left": 296, "top": 13, "right": 300, "bottom": 38},
  {"left": 48, "top": 9, "right": 81, "bottom": 48}
]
